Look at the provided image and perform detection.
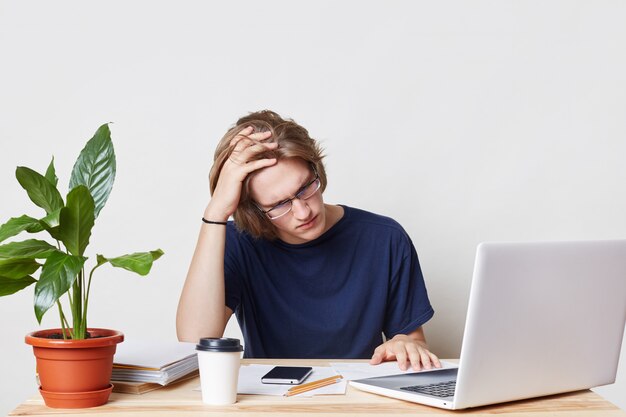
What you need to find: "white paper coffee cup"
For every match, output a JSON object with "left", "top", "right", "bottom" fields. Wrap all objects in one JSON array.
[{"left": 196, "top": 338, "right": 243, "bottom": 405}]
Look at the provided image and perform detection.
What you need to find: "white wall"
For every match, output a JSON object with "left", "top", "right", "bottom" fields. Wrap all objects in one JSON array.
[{"left": 1, "top": 1, "right": 625, "bottom": 414}]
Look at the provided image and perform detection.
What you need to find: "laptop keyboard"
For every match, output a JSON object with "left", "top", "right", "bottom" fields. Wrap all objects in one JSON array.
[{"left": 400, "top": 380, "right": 456, "bottom": 398}]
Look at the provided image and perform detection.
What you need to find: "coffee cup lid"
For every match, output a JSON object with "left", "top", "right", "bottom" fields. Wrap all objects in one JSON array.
[{"left": 196, "top": 337, "right": 243, "bottom": 352}]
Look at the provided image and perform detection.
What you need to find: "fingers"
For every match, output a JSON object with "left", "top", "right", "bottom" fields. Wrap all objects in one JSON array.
[
  {"left": 406, "top": 343, "right": 424, "bottom": 371},
  {"left": 371, "top": 338, "right": 441, "bottom": 372},
  {"left": 370, "top": 341, "right": 412, "bottom": 370},
  {"left": 246, "top": 141, "right": 277, "bottom": 155},
  {"left": 369, "top": 354, "right": 381, "bottom": 365},
  {"left": 208, "top": 127, "right": 277, "bottom": 219},
  {"left": 226, "top": 127, "right": 276, "bottom": 168},
  {"left": 230, "top": 126, "right": 272, "bottom": 147},
  {"left": 228, "top": 141, "right": 278, "bottom": 166},
  {"left": 393, "top": 342, "right": 409, "bottom": 371},
  {"left": 231, "top": 135, "right": 272, "bottom": 154},
  {"left": 428, "top": 350, "right": 442, "bottom": 368},
  {"left": 371, "top": 340, "right": 409, "bottom": 370},
  {"left": 238, "top": 157, "right": 277, "bottom": 174},
  {"left": 369, "top": 345, "right": 387, "bottom": 365},
  {"left": 407, "top": 343, "right": 441, "bottom": 371},
  {"left": 231, "top": 134, "right": 273, "bottom": 153},
  {"left": 417, "top": 345, "right": 432, "bottom": 370}
]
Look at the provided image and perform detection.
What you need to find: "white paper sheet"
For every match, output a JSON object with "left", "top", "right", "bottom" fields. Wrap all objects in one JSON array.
[
  {"left": 238, "top": 365, "right": 346, "bottom": 396},
  {"left": 194, "top": 365, "right": 347, "bottom": 397},
  {"left": 329, "top": 360, "right": 458, "bottom": 381}
]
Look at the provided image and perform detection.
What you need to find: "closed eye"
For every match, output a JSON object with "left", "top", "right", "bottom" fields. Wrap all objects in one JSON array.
[
  {"left": 269, "top": 199, "right": 291, "bottom": 211},
  {"left": 267, "top": 181, "right": 311, "bottom": 210}
]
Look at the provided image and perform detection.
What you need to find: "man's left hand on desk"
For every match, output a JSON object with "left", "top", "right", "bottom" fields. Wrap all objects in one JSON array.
[{"left": 369, "top": 333, "right": 441, "bottom": 371}]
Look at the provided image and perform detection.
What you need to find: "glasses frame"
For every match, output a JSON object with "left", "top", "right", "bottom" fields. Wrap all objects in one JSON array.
[{"left": 255, "top": 169, "right": 321, "bottom": 221}]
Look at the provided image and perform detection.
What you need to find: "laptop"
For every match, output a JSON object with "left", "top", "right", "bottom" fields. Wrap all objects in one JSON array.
[{"left": 350, "top": 240, "right": 626, "bottom": 410}]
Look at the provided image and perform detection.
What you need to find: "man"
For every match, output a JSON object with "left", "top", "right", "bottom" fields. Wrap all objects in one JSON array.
[{"left": 177, "top": 110, "right": 440, "bottom": 371}]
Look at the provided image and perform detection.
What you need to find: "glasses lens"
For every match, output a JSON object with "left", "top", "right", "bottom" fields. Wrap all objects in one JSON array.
[
  {"left": 298, "top": 178, "right": 321, "bottom": 200},
  {"left": 264, "top": 176, "right": 320, "bottom": 220},
  {"left": 266, "top": 202, "right": 291, "bottom": 220}
]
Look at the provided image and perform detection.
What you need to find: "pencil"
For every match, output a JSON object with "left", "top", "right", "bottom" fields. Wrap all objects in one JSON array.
[{"left": 284, "top": 374, "right": 343, "bottom": 397}]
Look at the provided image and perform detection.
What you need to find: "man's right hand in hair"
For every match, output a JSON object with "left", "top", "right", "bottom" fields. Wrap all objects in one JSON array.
[
  {"left": 206, "top": 126, "right": 277, "bottom": 221},
  {"left": 178, "top": 126, "right": 277, "bottom": 342}
]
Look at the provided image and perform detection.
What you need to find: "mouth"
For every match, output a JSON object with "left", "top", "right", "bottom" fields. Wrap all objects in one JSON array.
[{"left": 297, "top": 215, "right": 318, "bottom": 230}]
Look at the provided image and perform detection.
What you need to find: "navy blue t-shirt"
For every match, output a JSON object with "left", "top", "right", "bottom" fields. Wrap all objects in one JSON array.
[{"left": 223, "top": 205, "right": 434, "bottom": 358}]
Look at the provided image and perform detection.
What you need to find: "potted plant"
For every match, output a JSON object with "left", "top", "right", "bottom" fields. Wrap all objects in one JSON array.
[{"left": 0, "top": 124, "right": 163, "bottom": 408}]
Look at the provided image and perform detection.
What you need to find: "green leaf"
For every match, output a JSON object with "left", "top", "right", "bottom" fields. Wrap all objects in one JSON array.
[
  {"left": 38, "top": 209, "right": 63, "bottom": 241},
  {"left": 0, "top": 215, "right": 44, "bottom": 243},
  {"left": 98, "top": 249, "right": 164, "bottom": 276},
  {"left": 0, "top": 239, "right": 57, "bottom": 259},
  {"left": 69, "top": 124, "right": 116, "bottom": 219},
  {"left": 34, "top": 251, "right": 85, "bottom": 323},
  {"left": 40, "top": 209, "right": 61, "bottom": 228},
  {"left": 15, "top": 166, "right": 64, "bottom": 215},
  {"left": 0, "top": 276, "right": 36, "bottom": 297},
  {"left": 44, "top": 157, "right": 58, "bottom": 187},
  {"left": 58, "top": 186, "right": 95, "bottom": 256},
  {"left": 0, "top": 258, "right": 41, "bottom": 278}
]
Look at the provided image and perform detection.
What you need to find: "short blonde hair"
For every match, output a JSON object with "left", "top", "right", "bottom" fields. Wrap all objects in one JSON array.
[{"left": 209, "top": 110, "right": 327, "bottom": 240}]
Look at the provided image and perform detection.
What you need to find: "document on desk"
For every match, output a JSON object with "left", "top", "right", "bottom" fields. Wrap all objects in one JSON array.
[
  {"left": 194, "top": 365, "right": 347, "bottom": 396},
  {"left": 329, "top": 360, "right": 458, "bottom": 381},
  {"left": 238, "top": 365, "right": 346, "bottom": 396}
]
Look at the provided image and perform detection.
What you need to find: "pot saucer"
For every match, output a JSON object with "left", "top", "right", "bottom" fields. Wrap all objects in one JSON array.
[{"left": 39, "top": 383, "right": 113, "bottom": 408}]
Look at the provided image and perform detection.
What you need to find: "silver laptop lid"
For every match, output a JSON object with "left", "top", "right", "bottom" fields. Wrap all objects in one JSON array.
[{"left": 454, "top": 240, "right": 626, "bottom": 409}]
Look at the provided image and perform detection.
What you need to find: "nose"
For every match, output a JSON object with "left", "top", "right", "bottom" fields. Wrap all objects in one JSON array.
[{"left": 291, "top": 198, "right": 311, "bottom": 220}]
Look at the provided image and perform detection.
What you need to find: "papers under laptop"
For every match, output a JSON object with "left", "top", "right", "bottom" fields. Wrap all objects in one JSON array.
[{"left": 350, "top": 240, "right": 626, "bottom": 410}]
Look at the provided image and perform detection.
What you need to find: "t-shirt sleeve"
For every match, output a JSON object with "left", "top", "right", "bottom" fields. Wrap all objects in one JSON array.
[
  {"left": 224, "top": 224, "right": 243, "bottom": 313},
  {"left": 383, "top": 234, "right": 434, "bottom": 338}
]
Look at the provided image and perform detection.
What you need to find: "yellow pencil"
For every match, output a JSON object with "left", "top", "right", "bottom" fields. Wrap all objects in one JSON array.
[{"left": 284, "top": 375, "right": 343, "bottom": 397}]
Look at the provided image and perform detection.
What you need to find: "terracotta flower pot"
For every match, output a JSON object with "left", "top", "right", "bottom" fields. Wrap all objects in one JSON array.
[{"left": 25, "top": 328, "right": 124, "bottom": 409}]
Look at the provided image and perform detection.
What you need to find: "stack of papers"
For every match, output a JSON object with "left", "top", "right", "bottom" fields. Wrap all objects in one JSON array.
[
  {"left": 112, "top": 340, "right": 198, "bottom": 386},
  {"left": 236, "top": 365, "right": 347, "bottom": 396}
]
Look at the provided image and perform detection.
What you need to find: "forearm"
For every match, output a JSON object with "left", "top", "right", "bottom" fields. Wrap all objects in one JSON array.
[
  {"left": 177, "top": 127, "right": 276, "bottom": 342},
  {"left": 176, "top": 206, "right": 229, "bottom": 342}
]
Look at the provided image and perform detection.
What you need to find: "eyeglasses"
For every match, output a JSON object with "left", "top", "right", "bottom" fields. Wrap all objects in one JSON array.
[{"left": 256, "top": 172, "right": 321, "bottom": 220}]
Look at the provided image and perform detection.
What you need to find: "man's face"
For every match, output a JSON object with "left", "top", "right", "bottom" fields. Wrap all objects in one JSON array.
[{"left": 249, "top": 158, "right": 326, "bottom": 244}]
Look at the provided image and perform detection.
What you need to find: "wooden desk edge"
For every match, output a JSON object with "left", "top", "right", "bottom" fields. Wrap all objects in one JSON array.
[{"left": 8, "top": 359, "right": 625, "bottom": 417}]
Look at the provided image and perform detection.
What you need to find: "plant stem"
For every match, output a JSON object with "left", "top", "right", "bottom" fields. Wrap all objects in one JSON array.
[
  {"left": 66, "top": 291, "right": 74, "bottom": 338},
  {"left": 82, "top": 263, "right": 103, "bottom": 335},
  {"left": 72, "top": 270, "right": 83, "bottom": 339},
  {"left": 54, "top": 239, "right": 72, "bottom": 339},
  {"left": 57, "top": 301, "right": 67, "bottom": 340},
  {"left": 61, "top": 311, "right": 71, "bottom": 331},
  {"left": 80, "top": 267, "right": 85, "bottom": 336},
  {"left": 56, "top": 301, "right": 71, "bottom": 338}
]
